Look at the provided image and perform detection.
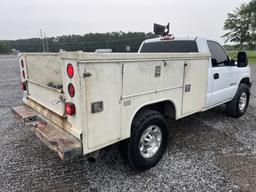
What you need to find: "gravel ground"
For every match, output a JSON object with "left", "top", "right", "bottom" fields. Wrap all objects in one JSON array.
[{"left": 0, "top": 55, "right": 256, "bottom": 192}]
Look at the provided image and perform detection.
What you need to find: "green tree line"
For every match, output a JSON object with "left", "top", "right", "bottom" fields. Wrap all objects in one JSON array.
[
  {"left": 223, "top": 0, "right": 256, "bottom": 50},
  {"left": 3, "top": 32, "right": 156, "bottom": 53},
  {"left": 0, "top": 41, "right": 11, "bottom": 53}
]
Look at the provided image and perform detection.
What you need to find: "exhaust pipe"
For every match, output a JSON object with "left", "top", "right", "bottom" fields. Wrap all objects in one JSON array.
[{"left": 87, "top": 150, "right": 100, "bottom": 163}]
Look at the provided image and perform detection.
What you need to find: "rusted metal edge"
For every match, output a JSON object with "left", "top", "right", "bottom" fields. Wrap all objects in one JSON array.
[
  {"left": 12, "top": 104, "right": 82, "bottom": 160},
  {"left": 12, "top": 105, "right": 37, "bottom": 125},
  {"left": 25, "top": 98, "right": 74, "bottom": 136},
  {"left": 35, "top": 124, "right": 82, "bottom": 160}
]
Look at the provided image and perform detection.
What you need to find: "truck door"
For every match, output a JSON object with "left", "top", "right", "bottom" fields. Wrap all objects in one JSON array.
[
  {"left": 206, "top": 41, "right": 238, "bottom": 108},
  {"left": 84, "top": 63, "right": 121, "bottom": 150},
  {"left": 182, "top": 59, "right": 209, "bottom": 115}
]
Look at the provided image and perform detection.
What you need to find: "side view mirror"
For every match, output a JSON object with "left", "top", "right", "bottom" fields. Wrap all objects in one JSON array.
[{"left": 237, "top": 52, "right": 248, "bottom": 67}]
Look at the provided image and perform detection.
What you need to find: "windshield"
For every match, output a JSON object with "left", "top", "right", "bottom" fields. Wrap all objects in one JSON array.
[{"left": 140, "top": 40, "right": 198, "bottom": 53}]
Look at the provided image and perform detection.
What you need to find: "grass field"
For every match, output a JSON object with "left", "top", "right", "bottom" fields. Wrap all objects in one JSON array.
[{"left": 227, "top": 51, "right": 256, "bottom": 64}]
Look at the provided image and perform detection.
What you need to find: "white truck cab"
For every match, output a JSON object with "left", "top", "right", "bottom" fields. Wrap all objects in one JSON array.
[
  {"left": 13, "top": 32, "right": 251, "bottom": 171},
  {"left": 139, "top": 36, "right": 251, "bottom": 114}
]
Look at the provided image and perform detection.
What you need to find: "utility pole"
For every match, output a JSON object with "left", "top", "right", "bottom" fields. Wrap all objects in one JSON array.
[
  {"left": 40, "top": 29, "right": 45, "bottom": 52},
  {"left": 44, "top": 33, "right": 49, "bottom": 52}
]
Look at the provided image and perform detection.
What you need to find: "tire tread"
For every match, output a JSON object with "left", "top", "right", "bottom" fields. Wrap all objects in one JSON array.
[
  {"left": 226, "top": 83, "right": 250, "bottom": 118},
  {"left": 127, "top": 109, "right": 167, "bottom": 170}
]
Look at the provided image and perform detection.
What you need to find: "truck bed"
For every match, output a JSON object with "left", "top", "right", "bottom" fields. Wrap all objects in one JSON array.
[
  {"left": 18, "top": 51, "right": 210, "bottom": 157},
  {"left": 60, "top": 51, "right": 210, "bottom": 153}
]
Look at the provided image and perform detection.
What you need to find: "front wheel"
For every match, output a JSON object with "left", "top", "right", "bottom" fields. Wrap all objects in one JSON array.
[
  {"left": 120, "top": 109, "right": 168, "bottom": 171},
  {"left": 226, "top": 84, "right": 250, "bottom": 118}
]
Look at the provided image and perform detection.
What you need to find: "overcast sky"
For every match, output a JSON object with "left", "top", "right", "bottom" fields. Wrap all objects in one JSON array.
[{"left": 0, "top": 0, "right": 251, "bottom": 42}]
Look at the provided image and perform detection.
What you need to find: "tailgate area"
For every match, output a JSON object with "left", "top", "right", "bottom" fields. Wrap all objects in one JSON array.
[
  {"left": 12, "top": 105, "right": 82, "bottom": 160},
  {"left": 20, "top": 53, "right": 65, "bottom": 117}
]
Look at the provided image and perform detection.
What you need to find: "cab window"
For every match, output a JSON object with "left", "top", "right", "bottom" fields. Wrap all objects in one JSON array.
[
  {"left": 207, "top": 41, "right": 229, "bottom": 67},
  {"left": 140, "top": 40, "right": 198, "bottom": 53}
]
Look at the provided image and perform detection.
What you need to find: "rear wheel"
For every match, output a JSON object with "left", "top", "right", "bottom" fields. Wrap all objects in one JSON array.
[
  {"left": 226, "top": 84, "right": 250, "bottom": 118},
  {"left": 119, "top": 109, "right": 168, "bottom": 171}
]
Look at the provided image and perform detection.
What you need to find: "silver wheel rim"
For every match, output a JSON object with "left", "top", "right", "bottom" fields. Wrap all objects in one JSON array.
[
  {"left": 139, "top": 125, "right": 162, "bottom": 159},
  {"left": 239, "top": 92, "right": 247, "bottom": 111}
]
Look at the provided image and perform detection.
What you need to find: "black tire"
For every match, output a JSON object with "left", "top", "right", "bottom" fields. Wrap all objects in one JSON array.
[
  {"left": 120, "top": 109, "right": 168, "bottom": 171},
  {"left": 226, "top": 84, "right": 250, "bottom": 118}
]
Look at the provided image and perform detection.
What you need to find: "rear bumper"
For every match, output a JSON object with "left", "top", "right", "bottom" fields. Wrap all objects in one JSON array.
[
  {"left": 34, "top": 120, "right": 82, "bottom": 160},
  {"left": 12, "top": 105, "right": 82, "bottom": 160}
]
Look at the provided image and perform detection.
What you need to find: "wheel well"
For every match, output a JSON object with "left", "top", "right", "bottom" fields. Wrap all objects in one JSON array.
[
  {"left": 240, "top": 77, "right": 251, "bottom": 87},
  {"left": 134, "top": 100, "right": 176, "bottom": 120}
]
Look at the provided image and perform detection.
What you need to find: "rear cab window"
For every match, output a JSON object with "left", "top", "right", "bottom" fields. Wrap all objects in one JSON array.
[{"left": 140, "top": 40, "right": 199, "bottom": 53}]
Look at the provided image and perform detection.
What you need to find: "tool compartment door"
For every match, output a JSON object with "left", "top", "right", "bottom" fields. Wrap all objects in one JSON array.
[
  {"left": 182, "top": 60, "right": 209, "bottom": 115},
  {"left": 85, "top": 63, "right": 121, "bottom": 150}
]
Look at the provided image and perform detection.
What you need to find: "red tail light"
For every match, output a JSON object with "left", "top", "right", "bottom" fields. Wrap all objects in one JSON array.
[
  {"left": 20, "top": 82, "right": 26, "bottom": 91},
  {"left": 21, "top": 59, "right": 24, "bottom": 68},
  {"left": 65, "top": 102, "right": 76, "bottom": 116},
  {"left": 68, "top": 83, "right": 75, "bottom": 97},
  {"left": 67, "top": 64, "right": 74, "bottom": 78}
]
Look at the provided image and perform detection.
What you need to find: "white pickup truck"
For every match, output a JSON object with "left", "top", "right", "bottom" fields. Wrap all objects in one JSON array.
[{"left": 13, "top": 35, "right": 251, "bottom": 171}]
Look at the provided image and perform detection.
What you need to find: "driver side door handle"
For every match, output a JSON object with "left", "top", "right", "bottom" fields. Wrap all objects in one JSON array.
[{"left": 214, "top": 73, "right": 219, "bottom": 79}]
